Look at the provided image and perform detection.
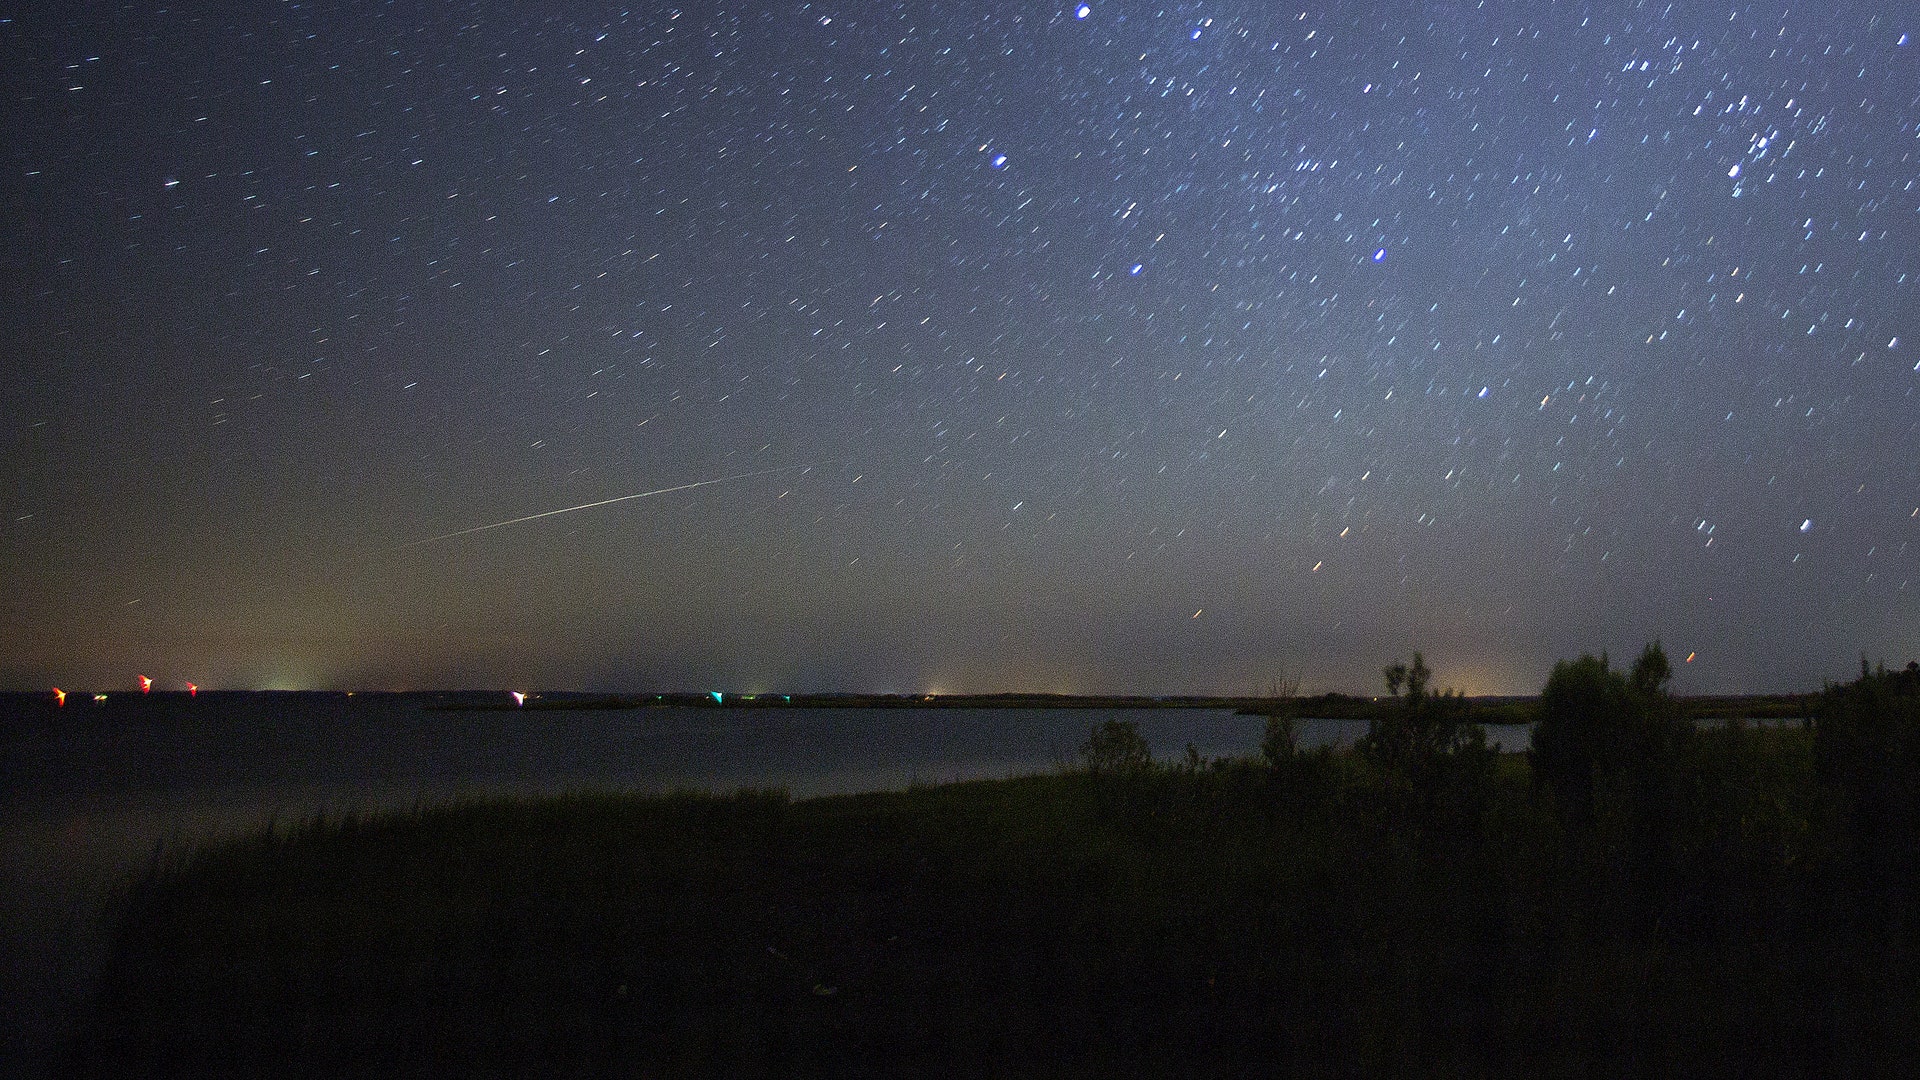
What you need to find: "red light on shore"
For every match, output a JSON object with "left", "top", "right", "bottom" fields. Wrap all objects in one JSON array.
[
  {"left": 52, "top": 688, "right": 66, "bottom": 707},
  {"left": 187, "top": 682, "right": 198, "bottom": 697},
  {"left": 138, "top": 674, "right": 152, "bottom": 694}
]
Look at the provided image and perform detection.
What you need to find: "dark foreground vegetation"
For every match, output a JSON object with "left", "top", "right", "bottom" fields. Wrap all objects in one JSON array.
[{"left": 66, "top": 651, "right": 1920, "bottom": 1078}]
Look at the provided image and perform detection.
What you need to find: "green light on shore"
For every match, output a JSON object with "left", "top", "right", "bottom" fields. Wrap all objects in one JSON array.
[{"left": 709, "top": 691, "right": 723, "bottom": 704}]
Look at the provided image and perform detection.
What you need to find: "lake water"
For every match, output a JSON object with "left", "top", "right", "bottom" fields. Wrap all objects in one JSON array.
[{"left": 0, "top": 691, "right": 1529, "bottom": 1077}]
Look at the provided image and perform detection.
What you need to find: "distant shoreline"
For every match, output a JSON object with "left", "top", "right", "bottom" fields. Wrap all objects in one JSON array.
[
  {"left": 416, "top": 690, "right": 1814, "bottom": 724},
  {"left": 2, "top": 687, "right": 1814, "bottom": 723}
]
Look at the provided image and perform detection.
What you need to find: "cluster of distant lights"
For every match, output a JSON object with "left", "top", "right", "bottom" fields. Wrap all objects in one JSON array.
[
  {"left": 50, "top": 675, "right": 197, "bottom": 705},
  {"left": 45, "top": 686, "right": 739, "bottom": 707}
]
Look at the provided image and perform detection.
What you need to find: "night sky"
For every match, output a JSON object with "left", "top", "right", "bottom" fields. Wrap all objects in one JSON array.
[{"left": 4, "top": 1, "right": 1917, "bottom": 695}]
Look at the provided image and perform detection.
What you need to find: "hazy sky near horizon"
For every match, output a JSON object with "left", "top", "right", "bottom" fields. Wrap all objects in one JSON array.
[{"left": 4, "top": 1, "right": 1917, "bottom": 695}]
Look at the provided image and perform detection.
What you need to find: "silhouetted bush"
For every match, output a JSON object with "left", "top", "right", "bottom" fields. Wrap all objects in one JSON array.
[
  {"left": 1080, "top": 718, "right": 1152, "bottom": 776},
  {"left": 1815, "top": 659, "right": 1920, "bottom": 931},
  {"left": 1260, "top": 713, "right": 1297, "bottom": 764}
]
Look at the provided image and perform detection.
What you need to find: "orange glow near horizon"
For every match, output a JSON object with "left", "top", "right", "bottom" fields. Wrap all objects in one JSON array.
[
  {"left": 137, "top": 674, "right": 152, "bottom": 694},
  {"left": 52, "top": 687, "right": 66, "bottom": 706}
]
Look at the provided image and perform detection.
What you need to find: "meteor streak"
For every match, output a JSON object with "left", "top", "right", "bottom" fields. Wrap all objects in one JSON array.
[{"left": 403, "top": 462, "right": 823, "bottom": 547}]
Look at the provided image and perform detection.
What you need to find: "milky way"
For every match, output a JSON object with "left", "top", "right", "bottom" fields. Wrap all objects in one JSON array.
[{"left": 3, "top": 2, "right": 1916, "bottom": 693}]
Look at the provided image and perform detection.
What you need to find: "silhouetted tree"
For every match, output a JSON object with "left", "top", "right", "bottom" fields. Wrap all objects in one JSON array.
[
  {"left": 1532, "top": 643, "right": 1687, "bottom": 828},
  {"left": 1380, "top": 653, "right": 1430, "bottom": 710},
  {"left": 1361, "top": 653, "right": 1481, "bottom": 767},
  {"left": 1630, "top": 639, "right": 1673, "bottom": 696},
  {"left": 1359, "top": 653, "right": 1495, "bottom": 818},
  {"left": 1532, "top": 642, "right": 1702, "bottom": 940}
]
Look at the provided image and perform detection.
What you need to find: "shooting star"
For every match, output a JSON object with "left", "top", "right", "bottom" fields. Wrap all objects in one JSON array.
[{"left": 402, "top": 462, "right": 824, "bottom": 547}]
